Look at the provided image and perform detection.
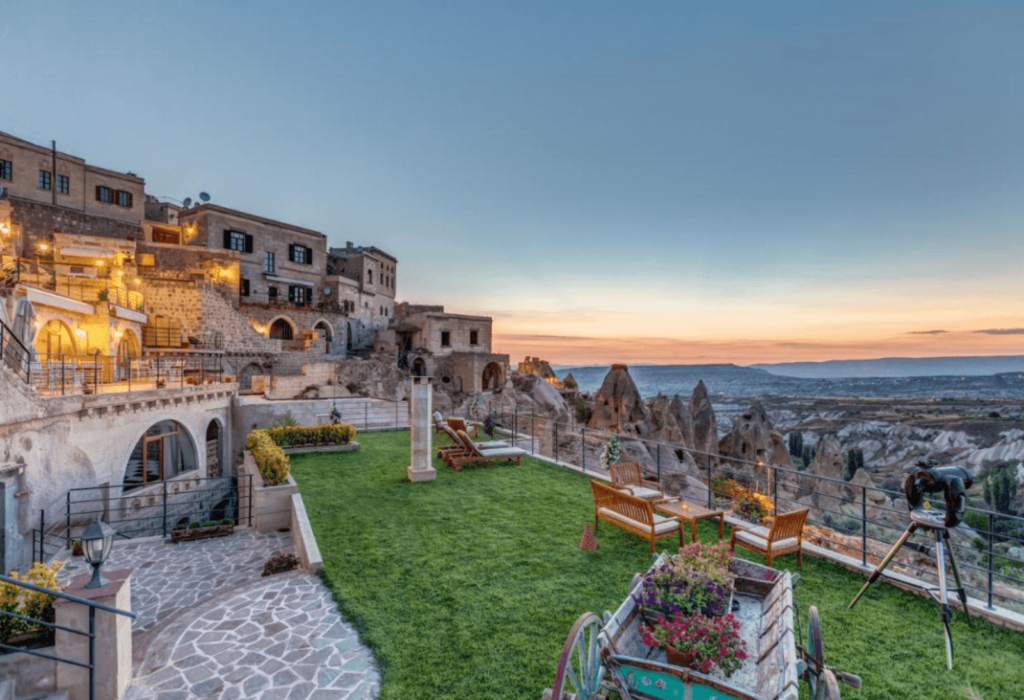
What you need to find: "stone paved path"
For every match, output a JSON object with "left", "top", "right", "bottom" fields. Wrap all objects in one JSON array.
[{"left": 59, "top": 529, "right": 379, "bottom": 700}]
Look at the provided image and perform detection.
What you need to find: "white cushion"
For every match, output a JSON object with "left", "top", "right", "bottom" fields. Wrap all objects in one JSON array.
[
  {"left": 475, "top": 447, "right": 527, "bottom": 458},
  {"left": 477, "top": 440, "right": 510, "bottom": 449},
  {"left": 599, "top": 508, "right": 680, "bottom": 535},
  {"left": 618, "top": 486, "right": 663, "bottom": 501},
  {"left": 734, "top": 530, "right": 799, "bottom": 551}
]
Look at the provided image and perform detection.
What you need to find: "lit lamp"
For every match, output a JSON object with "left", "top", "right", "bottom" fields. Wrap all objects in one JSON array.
[{"left": 82, "top": 520, "right": 117, "bottom": 589}]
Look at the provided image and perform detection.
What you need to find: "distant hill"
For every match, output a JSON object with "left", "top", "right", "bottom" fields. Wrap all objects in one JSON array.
[{"left": 752, "top": 355, "right": 1024, "bottom": 379}]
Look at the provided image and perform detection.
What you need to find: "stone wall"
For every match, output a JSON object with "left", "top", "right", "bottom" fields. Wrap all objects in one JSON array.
[
  {"left": 10, "top": 197, "right": 144, "bottom": 251},
  {"left": 243, "top": 305, "right": 348, "bottom": 357}
]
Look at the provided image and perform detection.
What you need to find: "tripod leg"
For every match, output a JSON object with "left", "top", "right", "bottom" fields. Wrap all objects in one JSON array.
[
  {"left": 943, "top": 530, "right": 973, "bottom": 627},
  {"left": 849, "top": 523, "right": 917, "bottom": 609},
  {"left": 935, "top": 530, "right": 954, "bottom": 670}
]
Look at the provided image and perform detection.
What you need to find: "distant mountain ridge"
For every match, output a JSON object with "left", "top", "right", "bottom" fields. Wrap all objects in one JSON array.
[{"left": 752, "top": 355, "right": 1024, "bottom": 379}]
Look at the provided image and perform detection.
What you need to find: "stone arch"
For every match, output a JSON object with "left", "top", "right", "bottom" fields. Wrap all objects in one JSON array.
[
  {"left": 411, "top": 357, "right": 426, "bottom": 377},
  {"left": 118, "top": 417, "right": 201, "bottom": 491},
  {"left": 346, "top": 321, "right": 354, "bottom": 351},
  {"left": 311, "top": 318, "right": 334, "bottom": 341},
  {"left": 237, "top": 362, "right": 262, "bottom": 391},
  {"left": 482, "top": 362, "right": 504, "bottom": 390},
  {"left": 205, "top": 417, "right": 224, "bottom": 478},
  {"left": 34, "top": 318, "right": 78, "bottom": 357},
  {"left": 115, "top": 328, "right": 141, "bottom": 381},
  {"left": 268, "top": 316, "right": 296, "bottom": 340}
]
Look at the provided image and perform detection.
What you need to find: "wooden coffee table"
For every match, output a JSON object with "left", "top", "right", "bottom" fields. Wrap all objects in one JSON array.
[{"left": 655, "top": 500, "right": 725, "bottom": 544}]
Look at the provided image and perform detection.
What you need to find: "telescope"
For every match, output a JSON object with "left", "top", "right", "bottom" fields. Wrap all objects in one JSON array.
[
  {"left": 850, "top": 462, "right": 974, "bottom": 669},
  {"left": 904, "top": 465, "right": 973, "bottom": 529}
]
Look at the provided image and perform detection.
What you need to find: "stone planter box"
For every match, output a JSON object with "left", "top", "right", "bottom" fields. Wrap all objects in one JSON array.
[
  {"left": 282, "top": 441, "right": 360, "bottom": 455},
  {"left": 241, "top": 451, "right": 298, "bottom": 532},
  {"left": 170, "top": 523, "right": 234, "bottom": 543}
]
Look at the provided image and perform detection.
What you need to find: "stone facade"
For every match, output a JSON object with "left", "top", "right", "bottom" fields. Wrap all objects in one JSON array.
[{"left": 6, "top": 197, "right": 144, "bottom": 253}]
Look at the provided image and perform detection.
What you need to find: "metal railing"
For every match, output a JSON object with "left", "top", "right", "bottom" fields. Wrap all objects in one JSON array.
[
  {"left": 32, "top": 474, "right": 254, "bottom": 564},
  {"left": 0, "top": 317, "right": 32, "bottom": 383},
  {"left": 0, "top": 572, "right": 136, "bottom": 700},
  {"left": 142, "top": 326, "right": 224, "bottom": 350},
  {"left": 30, "top": 352, "right": 225, "bottom": 396},
  {"left": 312, "top": 398, "right": 410, "bottom": 432},
  {"left": 5, "top": 258, "right": 145, "bottom": 312},
  {"left": 241, "top": 289, "right": 346, "bottom": 313}
]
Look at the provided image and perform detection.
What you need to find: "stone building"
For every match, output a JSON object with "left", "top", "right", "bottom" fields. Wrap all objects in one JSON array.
[
  {"left": 393, "top": 303, "right": 509, "bottom": 394},
  {"left": 327, "top": 242, "right": 398, "bottom": 351}
]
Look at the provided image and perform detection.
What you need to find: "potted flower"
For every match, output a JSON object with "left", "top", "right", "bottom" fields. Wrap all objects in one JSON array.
[
  {"left": 640, "top": 613, "right": 747, "bottom": 677},
  {"left": 633, "top": 542, "right": 736, "bottom": 622}
]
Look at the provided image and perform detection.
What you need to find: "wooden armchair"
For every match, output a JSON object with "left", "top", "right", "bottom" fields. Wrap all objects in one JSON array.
[
  {"left": 730, "top": 508, "right": 809, "bottom": 568},
  {"left": 608, "top": 462, "right": 665, "bottom": 502},
  {"left": 591, "top": 481, "right": 683, "bottom": 554}
]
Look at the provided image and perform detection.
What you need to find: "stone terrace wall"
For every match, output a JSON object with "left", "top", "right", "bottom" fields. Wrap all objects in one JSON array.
[{"left": 11, "top": 197, "right": 144, "bottom": 249}]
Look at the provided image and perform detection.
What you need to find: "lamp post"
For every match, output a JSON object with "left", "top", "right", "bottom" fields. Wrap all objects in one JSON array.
[{"left": 81, "top": 520, "right": 117, "bottom": 589}]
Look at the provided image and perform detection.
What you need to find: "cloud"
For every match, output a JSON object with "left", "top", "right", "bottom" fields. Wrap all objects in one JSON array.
[
  {"left": 973, "top": 328, "right": 1024, "bottom": 335},
  {"left": 907, "top": 330, "right": 948, "bottom": 335}
]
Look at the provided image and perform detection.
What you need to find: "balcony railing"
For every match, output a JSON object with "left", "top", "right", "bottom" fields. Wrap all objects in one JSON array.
[
  {"left": 30, "top": 353, "right": 225, "bottom": 396},
  {"left": 241, "top": 289, "right": 346, "bottom": 313},
  {"left": 4, "top": 258, "right": 145, "bottom": 312}
]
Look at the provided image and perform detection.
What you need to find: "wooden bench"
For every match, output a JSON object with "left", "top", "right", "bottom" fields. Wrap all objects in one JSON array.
[{"left": 591, "top": 480, "right": 683, "bottom": 554}]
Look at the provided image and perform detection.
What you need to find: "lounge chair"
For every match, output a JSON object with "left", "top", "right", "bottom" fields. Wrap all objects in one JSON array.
[
  {"left": 730, "top": 508, "right": 809, "bottom": 568},
  {"left": 436, "top": 426, "right": 509, "bottom": 466},
  {"left": 608, "top": 462, "right": 666, "bottom": 502},
  {"left": 450, "top": 430, "right": 526, "bottom": 471},
  {"left": 447, "top": 417, "right": 478, "bottom": 437},
  {"left": 433, "top": 411, "right": 449, "bottom": 434}
]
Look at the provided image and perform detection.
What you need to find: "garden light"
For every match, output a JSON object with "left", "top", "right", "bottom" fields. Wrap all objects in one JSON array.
[{"left": 82, "top": 520, "right": 117, "bottom": 589}]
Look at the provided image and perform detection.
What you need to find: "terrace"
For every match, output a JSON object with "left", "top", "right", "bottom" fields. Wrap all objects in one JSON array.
[{"left": 290, "top": 430, "right": 1024, "bottom": 700}]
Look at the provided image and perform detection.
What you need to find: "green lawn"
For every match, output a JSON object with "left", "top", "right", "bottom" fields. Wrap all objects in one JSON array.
[{"left": 290, "top": 431, "right": 1024, "bottom": 700}]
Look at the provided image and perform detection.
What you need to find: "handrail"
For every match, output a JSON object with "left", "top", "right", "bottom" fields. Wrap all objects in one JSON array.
[
  {"left": 0, "top": 573, "right": 136, "bottom": 619},
  {"left": 0, "top": 317, "right": 32, "bottom": 383}
]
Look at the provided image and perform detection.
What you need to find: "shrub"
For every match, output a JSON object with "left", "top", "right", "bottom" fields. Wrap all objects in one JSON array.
[
  {"left": 188, "top": 522, "right": 201, "bottom": 529},
  {"left": 274, "top": 411, "right": 299, "bottom": 428},
  {"left": 712, "top": 477, "right": 774, "bottom": 522},
  {"left": 262, "top": 553, "right": 300, "bottom": 577},
  {"left": 220, "top": 519, "right": 234, "bottom": 525},
  {"left": 0, "top": 561, "right": 65, "bottom": 643},
  {"left": 246, "top": 430, "right": 291, "bottom": 485},
  {"left": 264, "top": 423, "right": 358, "bottom": 447},
  {"left": 201, "top": 521, "right": 218, "bottom": 528}
]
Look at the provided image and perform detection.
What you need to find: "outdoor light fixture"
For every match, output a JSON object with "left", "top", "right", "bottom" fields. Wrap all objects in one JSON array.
[
  {"left": 82, "top": 520, "right": 117, "bottom": 589},
  {"left": 0, "top": 223, "right": 9, "bottom": 235}
]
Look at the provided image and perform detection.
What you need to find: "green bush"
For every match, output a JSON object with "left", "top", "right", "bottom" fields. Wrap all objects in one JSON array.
[
  {"left": 246, "top": 429, "right": 291, "bottom": 485},
  {"left": 201, "top": 521, "right": 218, "bottom": 527},
  {"left": 188, "top": 522, "right": 201, "bottom": 530},
  {"left": 220, "top": 519, "right": 234, "bottom": 525},
  {"left": 264, "top": 423, "right": 357, "bottom": 447}
]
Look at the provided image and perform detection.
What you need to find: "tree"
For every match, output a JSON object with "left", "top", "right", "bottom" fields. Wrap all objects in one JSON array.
[
  {"left": 788, "top": 433, "right": 804, "bottom": 458},
  {"left": 984, "top": 465, "right": 1018, "bottom": 515},
  {"left": 601, "top": 435, "right": 620, "bottom": 470}
]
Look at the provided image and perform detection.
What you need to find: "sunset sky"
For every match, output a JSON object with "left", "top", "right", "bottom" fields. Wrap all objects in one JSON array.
[{"left": 3, "top": 1, "right": 1022, "bottom": 365}]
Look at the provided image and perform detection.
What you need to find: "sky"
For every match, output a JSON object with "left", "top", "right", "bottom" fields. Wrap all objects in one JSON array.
[{"left": 2, "top": 1, "right": 1022, "bottom": 365}]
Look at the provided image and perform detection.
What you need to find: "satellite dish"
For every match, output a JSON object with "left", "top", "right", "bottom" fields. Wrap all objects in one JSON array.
[
  {"left": 199, "top": 192, "right": 211, "bottom": 202},
  {"left": 323, "top": 287, "right": 331, "bottom": 295},
  {"left": 182, "top": 198, "right": 192, "bottom": 209}
]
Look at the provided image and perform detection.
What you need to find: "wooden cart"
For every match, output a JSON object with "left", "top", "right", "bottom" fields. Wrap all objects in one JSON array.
[{"left": 544, "top": 556, "right": 859, "bottom": 700}]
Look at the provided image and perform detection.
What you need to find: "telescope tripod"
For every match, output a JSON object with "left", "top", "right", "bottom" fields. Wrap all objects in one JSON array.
[{"left": 849, "top": 518, "right": 972, "bottom": 670}]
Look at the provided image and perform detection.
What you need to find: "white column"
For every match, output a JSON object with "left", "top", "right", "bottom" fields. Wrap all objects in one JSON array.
[{"left": 407, "top": 376, "right": 436, "bottom": 482}]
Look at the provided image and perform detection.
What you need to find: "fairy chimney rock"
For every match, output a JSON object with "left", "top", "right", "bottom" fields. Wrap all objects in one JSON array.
[
  {"left": 689, "top": 380, "right": 719, "bottom": 464},
  {"left": 588, "top": 364, "right": 647, "bottom": 434},
  {"left": 718, "top": 400, "right": 793, "bottom": 468}
]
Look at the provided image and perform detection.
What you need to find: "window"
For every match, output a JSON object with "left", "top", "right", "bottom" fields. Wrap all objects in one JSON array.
[
  {"left": 223, "top": 230, "right": 253, "bottom": 253},
  {"left": 264, "top": 251, "right": 275, "bottom": 273},
  {"left": 289, "top": 285, "right": 311, "bottom": 306},
  {"left": 0, "top": 159, "right": 12, "bottom": 181},
  {"left": 470, "top": 330, "right": 479, "bottom": 346},
  {"left": 38, "top": 170, "right": 51, "bottom": 191},
  {"left": 96, "top": 186, "right": 113, "bottom": 203},
  {"left": 152, "top": 229, "right": 180, "bottom": 245},
  {"left": 116, "top": 190, "right": 133, "bottom": 208},
  {"left": 367, "top": 270, "right": 373, "bottom": 284},
  {"left": 240, "top": 278, "right": 250, "bottom": 297},
  {"left": 288, "top": 244, "right": 312, "bottom": 265},
  {"left": 57, "top": 174, "right": 70, "bottom": 195},
  {"left": 441, "top": 331, "right": 451, "bottom": 347},
  {"left": 268, "top": 286, "right": 278, "bottom": 298}
]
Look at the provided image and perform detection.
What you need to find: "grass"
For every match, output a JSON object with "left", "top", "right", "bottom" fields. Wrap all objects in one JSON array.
[{"left": 291, "top": 431, "right": 1024, "bottom": 700}]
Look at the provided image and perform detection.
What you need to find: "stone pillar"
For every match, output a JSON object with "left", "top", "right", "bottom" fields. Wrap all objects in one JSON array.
[
  {"left": 54, "top": 569, "right": 133, "bottom": 700},
  {"left": 407, "top": 376, "right": 436, "bottom": 482}
]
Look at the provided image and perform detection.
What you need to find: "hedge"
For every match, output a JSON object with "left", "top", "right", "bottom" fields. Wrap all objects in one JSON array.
[
  {"left": 246, "top": 430, "right": 291, "bottom": 485},
  {"left": 265, "top": 423, "right": 357, "bottom": 447}
]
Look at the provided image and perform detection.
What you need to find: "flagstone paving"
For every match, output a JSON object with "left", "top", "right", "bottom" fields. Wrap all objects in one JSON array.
[{"left": 60, "top": 529, "right": 378, "bottom": 700}]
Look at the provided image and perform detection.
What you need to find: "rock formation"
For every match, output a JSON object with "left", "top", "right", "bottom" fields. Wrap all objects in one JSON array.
[
  {"left": 689, "top": 381, "right": 719, "bottom": 465},
  {"left": 646, "top": 394, "right": 695, "bottom": 449},
  {"left": 588, "top": 364, "right": 648, "bottom": 434},
  {"left": 718, "top": 400, "right": 793, "bottom": 468}
]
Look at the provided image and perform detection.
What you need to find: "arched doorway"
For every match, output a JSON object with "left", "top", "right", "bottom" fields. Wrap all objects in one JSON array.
[
  {"left": 411, "top": 357, "right": 426, "bottom": 376},
  {"left": 115, "top": 329, "right": 140, "bottom": 381},
  {"left": 206, "top": 419, "right": 223, "bottom": 478},
  {"left": 346, "top": 321, "right": 354, "bottom": 352},
  {"left": 482, "top": 362, "right": 504, "bottom": 390},
  {"left": 238, "top": 363, "right": 262, "bottom": 391},
  {"left": 34, "top": 319, "right": 76, "bottom": 358},
  {"left": 314, "top": 320, "right": 333, "bottom": 353},
  {"left": 269, "top": 318, "right": 294, "bottom": 340},
  {"left": 123, "top": 420, "right": 197, "bottom": 491}
]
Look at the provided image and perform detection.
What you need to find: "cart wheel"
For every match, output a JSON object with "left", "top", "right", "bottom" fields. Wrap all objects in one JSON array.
[
  {"left": 821, "top": 669, "right": 842, "bottom": 700},
  {"left": 807, "top": 606, "right": 825, "bottom": 699},
  {"left": 550, "top": 612, "right": 606, "bottom": 700}
]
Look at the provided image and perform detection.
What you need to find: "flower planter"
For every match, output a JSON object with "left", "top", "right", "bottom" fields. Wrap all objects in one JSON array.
[
  {"left": 665, "top": 646, "right": 698, "bottom": 670},
  {"left": 639, "top": 588, "right": 734, "bottom": 624}
]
